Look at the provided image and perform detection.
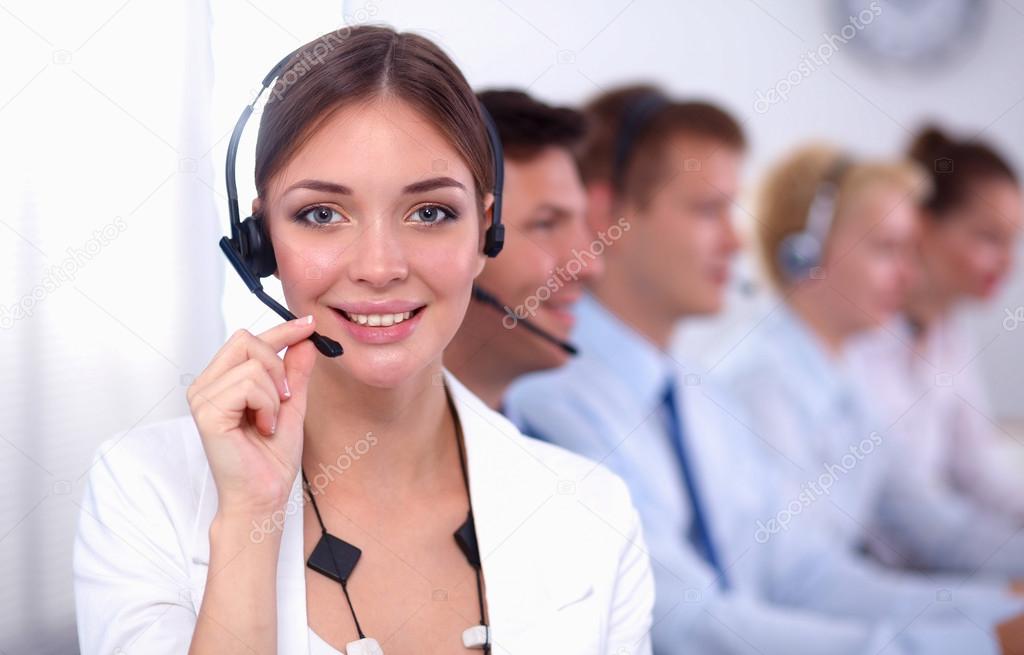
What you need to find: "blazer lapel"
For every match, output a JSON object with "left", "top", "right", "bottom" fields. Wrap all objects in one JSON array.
[{"left": 444, "top": 370, "right": 594, "bottom": 651}]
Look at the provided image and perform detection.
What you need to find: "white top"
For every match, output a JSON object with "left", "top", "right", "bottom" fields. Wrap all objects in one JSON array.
[
  {"left": 849, "top": 312, "right": 1024, "bottom": 575},
  {"left": 308, "top": 626, "right": 342, "bottom": 654},
  {"left": 73, "top": 369, "right": 655, "bottom": 654}
]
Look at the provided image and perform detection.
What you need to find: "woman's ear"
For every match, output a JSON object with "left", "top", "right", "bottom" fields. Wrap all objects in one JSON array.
[
  {"left": 251, "top": 197, "right": 262, "bottom": 217},
  {"left": 479, "top": 191, "right": 495, "bottom": 244},
  {"left": 915, "top": 209, "right": 942, "bottom": 248},
  {"left": 917, "top": 208, "right": 936, "bottom": 230},
  {"left": 481, "top": 192, "right": 495, "bottom": 222}
]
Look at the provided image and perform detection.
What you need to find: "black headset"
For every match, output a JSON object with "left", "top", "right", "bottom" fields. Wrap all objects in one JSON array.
[{"left": 220, "top": 46, "right": 506, "bottom": 358}]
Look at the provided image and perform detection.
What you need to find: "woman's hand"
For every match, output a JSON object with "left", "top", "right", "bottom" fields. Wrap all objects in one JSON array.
[{"left": 187, "top": 315, "right": 320, "bottom": 519}]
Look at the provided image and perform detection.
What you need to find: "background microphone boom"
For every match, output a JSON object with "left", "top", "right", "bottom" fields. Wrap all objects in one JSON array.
[{"left": 471, "top": 285, "right": 578, "bottom": 356}]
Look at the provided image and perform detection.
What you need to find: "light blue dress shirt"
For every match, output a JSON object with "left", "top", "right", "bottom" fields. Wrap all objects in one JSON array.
[
  {"left": 716, "top": 304, "right": 889, "bottom": 550},
  {"left": 507, "top": 293, "right": 1024, "bottom": 655}
]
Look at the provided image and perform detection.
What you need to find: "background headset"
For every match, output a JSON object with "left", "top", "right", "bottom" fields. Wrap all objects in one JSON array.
[
  {"left": 612, "top": 90, "right": 670, "bottom": 192},
  {"left": 466, "top": 91, "right": 668, "bottom": 356},
  {"left": 220, "top": 46, "right": 507, "bottom": 358},
  {"left": 467, "top": 92, "right": 592, "bottom": 357},
  {"left": 776, "top": 154, "right": 853, "bottom": 283},
  {"left": 611, "top": 91, "right": 778, "bottom": 299}
]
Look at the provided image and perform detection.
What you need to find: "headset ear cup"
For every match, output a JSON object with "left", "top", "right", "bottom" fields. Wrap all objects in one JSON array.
[
  {"left": 239, "top": 215, "right": 278, "bottom": 278},
  {"left": 483, "top": 224, "right": 504, "bottom": 258},
  {"left": 778, "top": 232, "right": 821, "bottom": 282}
]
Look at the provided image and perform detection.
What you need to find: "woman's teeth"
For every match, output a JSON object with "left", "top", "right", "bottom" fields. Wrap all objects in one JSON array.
[{"left": 343, "top": 310, "right": 413, "bottom": 327}]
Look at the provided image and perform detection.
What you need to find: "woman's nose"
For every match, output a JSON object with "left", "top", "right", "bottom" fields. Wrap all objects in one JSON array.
[
  {"left": 721, "top": 213, "right": 742, "bottom": 254},
  {"left": 346, "top": 221, "right": 409, "bottom": 287}
]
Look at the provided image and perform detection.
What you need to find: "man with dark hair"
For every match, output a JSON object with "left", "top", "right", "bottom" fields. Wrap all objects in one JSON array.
[
  {"left": 506, "top": 85, "right": 1024, "bottom": 654},
  {"left": 445, "top": 90, "right": 603, "bottom": 410}
]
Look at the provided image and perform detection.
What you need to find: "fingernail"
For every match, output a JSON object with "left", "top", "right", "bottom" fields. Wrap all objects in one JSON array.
[
  {"left": 304, "top": 314, "right": 313, "bottom": 325},
  {"left": 283, "top": 377, "right": 292, "bottom": 398}
]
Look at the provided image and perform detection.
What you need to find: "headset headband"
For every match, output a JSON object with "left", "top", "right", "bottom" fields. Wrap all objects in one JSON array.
[
  {"left": 224, "top": 46, "right": 505, "bottom": 257},
  {"left": 611, "top": 91, "right": 670, "bottom": 191},
  {"left": 803, "top": 154, "right": 853, "bottom": 245}
]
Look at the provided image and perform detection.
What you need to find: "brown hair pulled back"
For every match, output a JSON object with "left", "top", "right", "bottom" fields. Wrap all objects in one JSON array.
[
  {"left": 908, "top": 124, "right": 1018, "bottom": 220},
  {"left": 253, "top": 25, "right": 494, "bottom": 216}
]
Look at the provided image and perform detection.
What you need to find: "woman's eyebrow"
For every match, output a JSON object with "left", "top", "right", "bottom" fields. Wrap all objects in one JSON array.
[
  {"left": 403, "top": 176, "right": 466, "bottom": 194},
  {"left": 282, "top": 177, "right": 465, "bottom": 196},
  {"left": 284, "top": 179, "right": 353, "bottom": 195}
]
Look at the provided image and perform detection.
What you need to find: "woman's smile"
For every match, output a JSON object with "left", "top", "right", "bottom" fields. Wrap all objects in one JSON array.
[{"left": 329, "top": 301, "right": 427, "bottom": 345}]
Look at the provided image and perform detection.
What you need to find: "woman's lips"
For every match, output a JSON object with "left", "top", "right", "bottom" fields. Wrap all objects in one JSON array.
[
  {"left": 980, "top": 273, "right": 1002, "bottom": 297},
  {"left": 331, "top": 306, "right": 425, "bottom": 345},
  {"left": 709, "top": 266, "right": 731, "bottom": 286}
]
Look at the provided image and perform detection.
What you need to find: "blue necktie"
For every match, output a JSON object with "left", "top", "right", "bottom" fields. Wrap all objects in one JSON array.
[{"left": 662, "top": 380, "right": 730, "bottom": 589}]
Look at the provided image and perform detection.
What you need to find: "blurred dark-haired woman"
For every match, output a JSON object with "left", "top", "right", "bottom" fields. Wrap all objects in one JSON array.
[{"left": 852, "top": 125, "right": 1024, "bottom": 578}]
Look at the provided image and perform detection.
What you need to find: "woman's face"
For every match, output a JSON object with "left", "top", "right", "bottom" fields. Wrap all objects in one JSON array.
[
  {"left": 919, "top": 178, "right": 1022, "bottom": 301},
  {"left": 820, "top": 183, "right": 920, "bottom": 333},
  {"left": 261, "top": 96, "right": 488, "bottom": 388}
]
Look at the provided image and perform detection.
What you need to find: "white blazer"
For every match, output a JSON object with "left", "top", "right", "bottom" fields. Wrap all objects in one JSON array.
[{"left": 73, "top": 369, "right": 654, "bottom": 654}]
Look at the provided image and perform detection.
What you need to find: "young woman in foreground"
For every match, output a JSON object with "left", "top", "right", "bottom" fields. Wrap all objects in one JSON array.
[{"left": 73, "top": 25, "right": 653, "bottom": 655}]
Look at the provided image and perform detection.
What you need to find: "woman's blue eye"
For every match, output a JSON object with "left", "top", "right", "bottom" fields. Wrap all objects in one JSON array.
[
  {"left": 296, "top": 206, "right": 343, "bottom": 227},
  {"left": 409, "top": 204, "right": 457, "bottom": 225}
]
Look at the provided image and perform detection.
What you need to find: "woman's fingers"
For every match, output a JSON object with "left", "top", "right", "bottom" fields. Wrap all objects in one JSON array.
[
  {"left": 212, "top": 375, "right": 278, "bottom": 437},
  {"left": 190, "top": 359, "right": 282, "bottom": 436},
  {"left": 186, "top": 314, "right": 322, "bottom": 515},
  {"left": 275, "top": 339, "right": 318, "bottom": 436},
  {"left": 190, "top": 315, "right": 317, "bottom": 398},
  {"left": 254, "top": 314, "right": 317, "bottom": 353}
]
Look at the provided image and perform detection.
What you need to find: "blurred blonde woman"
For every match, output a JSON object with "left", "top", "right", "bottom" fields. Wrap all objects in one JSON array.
[
  {"left": 718, "top": 145, "right": 1024, "bottom": 651},
  {"left": 719, "top": 143, "right": 927, "bottom": 556}
]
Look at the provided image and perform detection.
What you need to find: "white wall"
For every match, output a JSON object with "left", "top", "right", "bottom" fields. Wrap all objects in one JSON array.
[
  {"left": 2, "top": 1, "right": 1023, "bottom": 652},
  {"left": 361, "top": 0, "right": 1024, "bottom": 419},
  {"left": 216, "top": 0, "right": 1024, "bottom": 412},
  {"left": 1, "top": 1, "right": 225, "bottom": 651}
]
